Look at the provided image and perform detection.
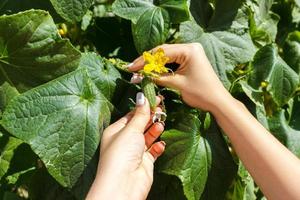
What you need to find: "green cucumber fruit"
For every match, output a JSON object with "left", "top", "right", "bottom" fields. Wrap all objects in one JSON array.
[{"left": 141, "top": 77, "right": 156, "bottom": 111}]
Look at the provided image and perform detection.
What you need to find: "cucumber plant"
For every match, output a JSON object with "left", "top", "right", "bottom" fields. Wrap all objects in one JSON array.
[{"left": 0, "top": 0, "right": 299, "bottom": 199}]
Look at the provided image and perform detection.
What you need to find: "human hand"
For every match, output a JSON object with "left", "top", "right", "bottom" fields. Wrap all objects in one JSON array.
[
  {"left": 128, "top": 43, "right": 232, "bottom": 112},
  {"left": 86, "top": 93, "right": 165, "bottom": 200}
]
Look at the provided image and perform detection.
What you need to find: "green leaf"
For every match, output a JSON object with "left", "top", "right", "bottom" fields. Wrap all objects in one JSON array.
[
  {"left": 239, "top": 81, "right": 271, "bottom": 128},
  {"left": 0, "top": 83, "right": 19, "bottom": 113},
  {"left": 200, "top": 118, "right": 237, "bottom": 200},
  {"left": 158, "top": 112, "right": 209, "bottom": 200},
  {"left": 268, "top": 110, "right": 300, "bottom": 157},
  {"left": 0, "top": 136, "right": 23, "bottom": 179},
  {"left": 70, "top": 149, "right": 99, "bottom": 200},
  {"left": 81, "top": 10, "right": 93, "bottom": 31},
  {"left": 0, "top": 0, "right": 62, "bottom": 22},
  {"left": 189, "top": 0, "right": 213, "bottom": 29},
  {"left": 292, "top": 2, "right": 300, "bottom": 24},
  {"left": 180, "top": 0, "right": 255, "bottom": 89},
  {"left": 157, "top": 100, "right": 235, "bottom": 200},
  {"left": 79, "top": 53, "right": 121, "bottom": 100},
  {"left": 247, "top": 0, "right": 280, "bottom": 46},
  {"left": 112, "top": 0, "right": 154, "bottom": 24},
  {"left": 180, "top": 21, "right": 255, "bottom": 89},
  {"left": 156, "top": 0, "right": 190, "bottom": 23},
  {"left": 1, "top": 69, "right": 112, "bottom": 187},
  {"left": 110, "top": 79, "right": 139, "bottom": 119},
  {"left": 112, "top": 0, "right": 171, "bottom": 53},
  {"left": 49, "top": 0, "right": 93, "bottom": 22},
  {"left": 283, "top": 31, "right": 300, "bottom": 74},
  {"left": 132, "top": 7, "right": 170, "bottom": 53},
  {"left": 206, "top": 0, "right": 247, "bottom": 31},
  {"left": 248, "top": 44, "right": 299, "bottom": 106},
  {"left": 0, "top": 10, "right": 81, "bottom": 91}
]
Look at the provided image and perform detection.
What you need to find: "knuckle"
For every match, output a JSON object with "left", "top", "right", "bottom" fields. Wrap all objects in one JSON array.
[
  {"left": 156, "top": 44, "right": 167, "bottom": 51},
  {"left": 135, "top": 109, "right": 150, "bottom": 119},
  {"left": 189, "top": 43, "right": 203, "bottom": 51}
]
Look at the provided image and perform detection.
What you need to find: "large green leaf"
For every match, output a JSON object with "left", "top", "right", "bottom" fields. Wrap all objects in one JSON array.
[
  {"left": 70, "top": 149, "right": 99, "bottom": 200},
  {"left": 155, "top": 0, "right": 190, "bottom": 23},
  {"left": 248, "top": 44, "right": 299, "bottom": 106},
  {"left": 180, "top": 21, "right": 255, "bottom": 89},
  {"left": 272, "top": 0, "right": 298, "bottom": 46},
  {"left": 180, "top": 0, "right": 255, "bottom": 89},
  {"left": 0, "top": 69, "right": 112, "bottom": 187},
  {"left": 113, "top": 0, "right": 189, "bottom": 24},
  {"left": 283, "top": 31, "right": 300, "bottom": 74},
  {"left": 49, "top": 0, "right": 93, "bottom": 22},
  {"left": 200, "top": 118, "right": 237, "bottom": 200},
  {"left": 158, "top": 111, "right": 209, "bottom": 200},
  {"left": 157, "top": 101, "right": 236, "bottom": 200},
  {"left": 268, "top": 110, "right": 300, "bottom": 157},
  {"left": 79, "top": 53, "right": 121, "bottom": 100},
  {"left": 112, "top": 0, "right": 171, "bottom": 53},
  {"left": 112, "top": 0, "right": 153, "bottom": 24},
  {"left": 0, "top": 0, "right": 62, "bottom": 22},
  {"left": 189, "top": 0, "right": 213, "bottom": 29},
  {"left": 206, "top": 0, "right": 247, "bottom": 31},
  {"left": 247, "top": 0, "right": 280, "bottom": 46},
  {"left": 0, "top": 10, "right": 81, "bottom": 91},
  {"left": 132, "top": 7, "right": 170, "bottom": 53}
]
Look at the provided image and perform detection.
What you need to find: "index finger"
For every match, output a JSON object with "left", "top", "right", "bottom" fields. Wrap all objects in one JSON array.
[{"left": 127, "top": 44, "right": 190, "bottom": 72}]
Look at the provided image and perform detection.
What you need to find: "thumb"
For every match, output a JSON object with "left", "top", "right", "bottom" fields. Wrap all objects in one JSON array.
[{"left": 124, "top": 92, "right": 150, "bottom": 133}]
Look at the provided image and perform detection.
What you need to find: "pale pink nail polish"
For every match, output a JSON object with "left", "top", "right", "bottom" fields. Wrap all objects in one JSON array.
[{"left": 136, "top": 92, "right": 145, "bottom": 106}]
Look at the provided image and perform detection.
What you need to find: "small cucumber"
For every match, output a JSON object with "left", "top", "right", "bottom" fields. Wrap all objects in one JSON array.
[{"left": 141, "top": 77, "right": 156, "bottom": 111}]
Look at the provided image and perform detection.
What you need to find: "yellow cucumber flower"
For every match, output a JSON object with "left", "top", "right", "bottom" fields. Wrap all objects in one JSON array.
[{"left": 143, "top": 48, "right": 169, "bottom": 75}]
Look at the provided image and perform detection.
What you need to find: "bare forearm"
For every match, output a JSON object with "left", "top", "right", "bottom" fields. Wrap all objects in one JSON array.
[{"left": 209, "top": 95, "right": 300, "bottom": 200}]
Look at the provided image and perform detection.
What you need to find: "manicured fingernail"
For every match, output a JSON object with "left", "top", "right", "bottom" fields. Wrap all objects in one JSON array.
[
  {"left": 136, "top": 92, "right": 145, "bottom": 106},
  {"left": 127, "top": 62, "right": 134, "bottom": 68},
  {"left": 130, "top": 74, "right": 143, "bottom": 83},
  {"left": 160, "top": 141, "right": 166, "bottom": 146}
]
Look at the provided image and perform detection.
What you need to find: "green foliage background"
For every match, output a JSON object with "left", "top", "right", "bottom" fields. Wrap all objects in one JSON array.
[{"left": 0, "top": 0, "right": 299, "bottom": 199}]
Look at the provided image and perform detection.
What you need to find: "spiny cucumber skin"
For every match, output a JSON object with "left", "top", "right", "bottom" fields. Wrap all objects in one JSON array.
[{"left": 142, "top": 77, "right": 156, "bottom": 111}]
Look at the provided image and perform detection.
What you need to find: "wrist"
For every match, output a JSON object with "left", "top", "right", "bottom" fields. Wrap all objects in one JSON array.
[
  {"left": 208, "top": 92, "right": 239, "bottom": 117},
  {"left": 87, "top": 160, "right": 134, "bottom": 200},
  {"left": 88, "top": 170, "right": 132, "bottom": 200}
]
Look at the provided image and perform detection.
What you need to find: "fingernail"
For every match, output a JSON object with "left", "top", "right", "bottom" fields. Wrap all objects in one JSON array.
[
  {"left": 160, "top": 141, "right": 166, "bottom": 146},
  {"left": 127, "top": 62, "right": 134, "bottom": 68},
  {"left": 158, "top": 94, "right": 165, "bottom": 101},
  {"left": 130, "top": 73, "right": 143, "bottom": 84},
  {"left": 136, "top": 92, "right": 145, "bottom": 106}
]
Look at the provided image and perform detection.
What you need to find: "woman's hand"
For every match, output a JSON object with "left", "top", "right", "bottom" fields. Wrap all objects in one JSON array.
[
  {"left": 128, "top": 44, "right": 300, "bottom": 200},
  {"left": 128, "top": 43, "right": 232, "bottom": 112},
  {"left": 87, "top": 93, "right": 165, "bottom": 200}
]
